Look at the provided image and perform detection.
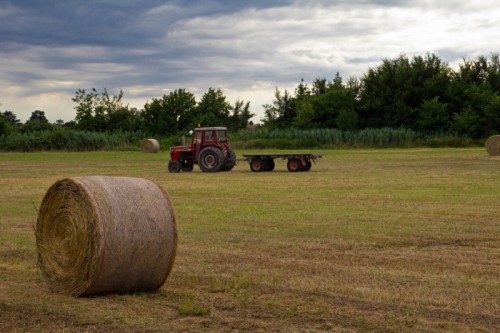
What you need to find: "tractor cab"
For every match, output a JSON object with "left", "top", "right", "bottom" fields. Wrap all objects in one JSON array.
[
  {"left": 191, "top": 127, "right": 228, "bottom": 148},
  {"left": 168, "top": 127, "right": 236, "bottom": 173}
]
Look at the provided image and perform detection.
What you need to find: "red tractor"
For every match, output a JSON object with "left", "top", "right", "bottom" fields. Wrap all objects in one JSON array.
[{"left": 168, "top": 127, "right": 236, "bottom": 173}]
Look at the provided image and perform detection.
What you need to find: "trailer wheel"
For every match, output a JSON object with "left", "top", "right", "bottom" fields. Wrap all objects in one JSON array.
[
  {"left": 168, "top": 160, "right": 182, "bottom": 173},
  {"left": 303, "top": 160, "right": 312, "bottom": 171},
  {"left": 287, "top": 158, "right": 303, "bottom": 172},
  {"left": 264, "top": 159, "right": 275, "bottom": 171},
  {"left": 199, "top": 147, "right": 224, "bottom": 172},
  {"left": 250, "top": 158, "right": 264, "bottom": 172}
]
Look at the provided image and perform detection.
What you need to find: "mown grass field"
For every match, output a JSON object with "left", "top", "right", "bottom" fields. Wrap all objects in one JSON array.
[{"left": 0, "top": 148, "right": 499, "bottom": 332}]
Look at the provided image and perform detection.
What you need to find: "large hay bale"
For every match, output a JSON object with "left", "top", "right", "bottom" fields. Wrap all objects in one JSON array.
[
  {"left": 485, "top": 135, "right": 500, "bottom": 156},
  {"left": 141, "top": 138, "right": 160, "bottom": 153},
  {"left": 36, "top": 176, "right": 177, "bottom": 297}
]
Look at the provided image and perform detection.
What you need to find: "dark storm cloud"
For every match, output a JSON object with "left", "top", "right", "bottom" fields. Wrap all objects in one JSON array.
[
  {"left": 2, "top": 1, "right": 164, "bottom": 48},
  {"left": 1, "top": 0, "right": 499, "bottom": 121},
  {"left": 1, "top": 0, "right": 412, "bottom": 50},
  {"left": 0, "top": 0, "right": 299, "bottom": 83},
  {"left": 1, "top": 1, "right": 296, "bottom": 47}
]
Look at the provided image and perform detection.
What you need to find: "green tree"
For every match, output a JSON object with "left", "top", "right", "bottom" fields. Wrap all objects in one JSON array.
[
  {"left": 229, "top": 100, "right": 254, "bottom": 130},
  {"left": 23, "top": 110, "right": 52, "bottom": 132},
  {"left": 484, "top": 95, "right": 500, "bottom": 136},
  {"left": 486, "top": 53, "right": 500, "bottom": 93},
  {"left": 459, "top": 84, "right": 495, "bottom": 137},
  {"left": 2, "top": 111, "right": 21, "bottom": 127},
  {"left": 106, "top": 107, "right": 140, "bottom": 132},
  {"left": 62, "top": 120, "right": 77, "bottom": 129},
  {"left": 359, "top": 53, "right": 452, "bottom": 129},
  {"left": 262, "top": 88, "right": 295, "bottom": 128},
  {"left": 336, "top": 109, "right": 359, "bottom": 131},
  {"left": 194, "top": 88, "right": 232, "bottom": 127},
  {"left": 0, "top": 117, "right": 9, "bottom": 136},
  {"left": 457, "top": 56, "right": 489, "bottom": 87},
  {"left": 294, "top": 79, "right": 310, "bottom": 99},
  {"left": 312, "top": 77, "right": 327, "bottom": 95},
  {"left": 293, "top": 100, "right": 315, "bottom": 129},
  {"left": 142, "top": 89, "right": 196, "bottom": 136},
  {"left": 327, "top": 73, "right": 343, "bottom": 91},
  {"left": 311, "top": 88, "right": 356, "bottom": 128},
  {"left": 73, "top": 88, "right": 132, "bottom": 132},
  {"left": 73, "top": 88, "right": 101, "bottom": 131},
  {"left": 0, "top": 112, "right": 15, "bottom": 136},
  {"left": 416, "top": 97, "right": 449, "bottom": 133},
  {"left": 451, "top": 107, "right": 481, "bottom": 137},
  {"left": 29, "top": 110, "right": 48, "bottom": 122}
]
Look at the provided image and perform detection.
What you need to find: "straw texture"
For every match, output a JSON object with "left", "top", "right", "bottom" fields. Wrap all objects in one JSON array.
[
  {"left": 485, "top": 135, "right": 500, "bottom": 156},
  {"left": 36, "top": 176, "right": 177, "bottom": 297},
  {"left": 141, "top": 139, "right": 160, "bottom": 153}
]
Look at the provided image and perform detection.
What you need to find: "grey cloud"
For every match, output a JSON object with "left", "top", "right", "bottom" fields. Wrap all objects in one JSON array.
[{"left": 1, "top": 0, "right": 499, "bottom": 122}]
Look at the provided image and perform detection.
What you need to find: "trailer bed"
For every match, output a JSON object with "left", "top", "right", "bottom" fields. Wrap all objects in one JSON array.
[{"left": 241, "top": 153, "right": 323, "bottom": 172}]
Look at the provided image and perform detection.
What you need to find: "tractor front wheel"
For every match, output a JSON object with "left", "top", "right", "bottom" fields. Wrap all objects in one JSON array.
[
  {"left": 182, "top": 160, "right": 194, "bottom": 172},
  {"left": 198, "top": 147, "right": 224, "bottom": 172},
  {"left": 168, "top": 160, "right": 182, "bottom": 173}
]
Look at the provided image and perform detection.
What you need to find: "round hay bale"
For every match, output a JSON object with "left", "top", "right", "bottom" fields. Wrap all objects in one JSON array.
[
  {"left": 36, "top": 176, "right": 177, "bottom": 297},
  {"left": 141, "top": 138, "right": 160, "bottom": 153},
  {"left": 485, "top": 135, "right": 500, "bottom": 156}
]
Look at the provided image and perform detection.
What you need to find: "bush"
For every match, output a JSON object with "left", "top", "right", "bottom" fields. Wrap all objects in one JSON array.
[{"left": 0, "top": 128, "right": 144, "bottom": 152}]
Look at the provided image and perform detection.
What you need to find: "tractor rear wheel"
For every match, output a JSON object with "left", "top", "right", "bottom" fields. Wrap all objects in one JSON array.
[
  {"left": 287, "top": 158, "right": 303, "bottom": 172},
  {"left": 168, "top": 160, "right": 182, "bottom": 173},
  {"left": 198, "top": 146, "right": 224, "bottom": 172}
]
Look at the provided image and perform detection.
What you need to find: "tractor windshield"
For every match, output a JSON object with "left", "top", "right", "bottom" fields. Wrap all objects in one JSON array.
[{"left": 218, "top": 130, "right": 227, "bottom": 142}]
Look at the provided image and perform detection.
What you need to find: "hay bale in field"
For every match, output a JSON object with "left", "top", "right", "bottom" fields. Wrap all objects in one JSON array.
[
  {"left": 141, "top": 138, "right": 160, "bottom": 153},
  {"left": 35, "top": 176, "right": 177, "bottom": 297},
  {"left": 485, "top": 135, "right": 500, "bottom": 156}
]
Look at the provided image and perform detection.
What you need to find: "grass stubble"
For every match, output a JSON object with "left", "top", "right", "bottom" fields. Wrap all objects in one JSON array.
[{"left": 0, "top": 148, "right": 498, "bottom": 332}]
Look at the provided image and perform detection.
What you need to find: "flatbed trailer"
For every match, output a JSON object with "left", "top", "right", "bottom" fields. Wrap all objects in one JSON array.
[{"left": 242, "top": 153, "right": 323, "bottom": 172}]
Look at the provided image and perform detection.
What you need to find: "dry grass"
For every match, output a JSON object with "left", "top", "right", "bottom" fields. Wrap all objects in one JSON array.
[{"left": 0, "top": 149, "right": 499, "bottom": 332}]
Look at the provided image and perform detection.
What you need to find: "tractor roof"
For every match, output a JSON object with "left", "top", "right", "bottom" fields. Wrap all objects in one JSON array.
[{"left": 194, "top": 127, "right": 227, "bottom": 131}]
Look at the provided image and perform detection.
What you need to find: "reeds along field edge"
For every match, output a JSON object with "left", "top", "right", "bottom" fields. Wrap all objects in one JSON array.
[
  {"left": 0, "top": 129, "right": 144, "bottom": 151},
  {"left": 0, "top": 127, "right": 480, "bottom": 151},
  {"left": 230, "top": 128, "right": 476, "bottom": 149}
]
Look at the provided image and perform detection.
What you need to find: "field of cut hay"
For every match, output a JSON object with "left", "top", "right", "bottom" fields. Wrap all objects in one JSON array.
[{"left": 0, "top": 148, "right": 499, "bottom": 332}]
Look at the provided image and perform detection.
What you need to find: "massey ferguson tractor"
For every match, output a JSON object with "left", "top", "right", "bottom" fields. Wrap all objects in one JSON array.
[
  {"left": 167, "top": 126, "right": 323, "bottom": 173},
  {"left": 167, "top": 127, "right": 236, "bottom": 173}
]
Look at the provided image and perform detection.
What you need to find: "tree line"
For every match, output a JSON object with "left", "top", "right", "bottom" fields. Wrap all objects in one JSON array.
[
  {"left": 0, "top": 87, "right": 254, "bottom": 137},
  {"left": 263, "top": 53, "right": 500, "bottom": 138},
  {"left": 1, "top": 53, "right": 499, "bottom": 141}
]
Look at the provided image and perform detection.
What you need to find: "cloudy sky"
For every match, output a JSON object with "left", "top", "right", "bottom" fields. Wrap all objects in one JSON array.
[{"left": 1, "top": 0, "right": 499, "bottom": 123}]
